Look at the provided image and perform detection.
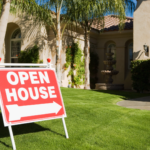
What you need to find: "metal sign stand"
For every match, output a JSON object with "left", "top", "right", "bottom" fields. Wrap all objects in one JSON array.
[
  {"left": 8, "top": 125, "right": 16, "bottom": 150},
  {"left": 0, "top": 59, "right": 69, "bottom": 150}
]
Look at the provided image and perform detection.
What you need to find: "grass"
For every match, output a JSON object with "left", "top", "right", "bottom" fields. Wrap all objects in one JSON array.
[{"left": 0, "top": 88, "right": 150, "bottom": 150}]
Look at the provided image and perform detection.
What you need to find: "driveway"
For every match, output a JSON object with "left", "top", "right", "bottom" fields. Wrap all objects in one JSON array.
[{"left": 117, "top": 96, "right": 150, "bottom": 110}]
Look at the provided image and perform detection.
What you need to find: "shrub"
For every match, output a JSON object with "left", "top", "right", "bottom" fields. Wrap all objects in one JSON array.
[
  {"left": 89, "top": 51, "right": 99, "bottom": 89},
  {"left": 65, "top": 42, "right": 85, "bottom": 88},
  {"left": 131, "top": 60, "right": 150, "bottom": 92},
  {"left": 18, "top": 45, "right": 40, "bottom": 63}
]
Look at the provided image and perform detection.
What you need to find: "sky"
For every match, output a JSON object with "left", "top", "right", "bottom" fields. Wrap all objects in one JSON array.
[
  {"left": 126, "top": 0, "right": 137, "bottom": 17},
  {"left": 45, "top": 0, "right": 137, "bottom": 18}
]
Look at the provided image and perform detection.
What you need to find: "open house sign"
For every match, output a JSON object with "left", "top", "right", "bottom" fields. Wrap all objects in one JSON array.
[{"left": 0, "top": 68, "right": 66, "bottom": 126}]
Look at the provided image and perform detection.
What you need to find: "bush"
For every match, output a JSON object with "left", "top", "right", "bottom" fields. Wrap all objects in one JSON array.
[
  {"left": 131, "top": 60, "right": 150, "bottom": 92},
  {"left": 89, "top": 51, "right": 99, "bottom": 89},
  {"left": 65, "top": 42, "right": 85, "bottom": 88},
  {"left": 18, "top": 45, "right": 40, "bottom": 63}
]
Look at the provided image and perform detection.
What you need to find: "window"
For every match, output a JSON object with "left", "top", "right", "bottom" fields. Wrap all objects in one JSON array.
[
  {"left": 128, "top": 43, "right": 133, "bottom": 69},
  {"left": 11, "top": 29, "right": 21, "bottom": 63}
]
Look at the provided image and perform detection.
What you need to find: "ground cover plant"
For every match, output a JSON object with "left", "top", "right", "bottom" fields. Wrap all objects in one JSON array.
[
  {"left": 90, "top": 51, "right": 99, "bottom": 89},
  {"left": 0, "top": 88, "right": 150, "bottom": 150},
  {"left": 65, "top": 42, "right": 85, "bottom": 88},
  {"left": 131, "top": 60, "right": 150, "bottom": 92},
  {"left": 18, "top": 45, "right": 41, "bottom": 63}
]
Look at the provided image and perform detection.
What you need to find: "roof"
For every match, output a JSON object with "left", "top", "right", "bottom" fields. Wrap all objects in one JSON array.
[{"left": 91, "top": 15, "right": 133, "bottom": 32}]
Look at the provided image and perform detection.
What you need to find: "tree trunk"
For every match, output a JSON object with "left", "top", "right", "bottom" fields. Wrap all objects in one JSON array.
[
  {"left": 0, "top": 0, "right": 10, "bottom": 62},
  {"left": 56, "top": 11, "right": 62, "bottom": 86},
  {"left": 84, "top": 27, "right": 90, "bottom": 89}
]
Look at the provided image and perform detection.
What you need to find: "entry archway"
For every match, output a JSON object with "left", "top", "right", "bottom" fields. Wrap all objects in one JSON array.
[
  {"left": 10, "top": 28, "right": 21, "bottom": 63},
  {"left": 5, "top": 23, "right": 21, "bottom": 63}
]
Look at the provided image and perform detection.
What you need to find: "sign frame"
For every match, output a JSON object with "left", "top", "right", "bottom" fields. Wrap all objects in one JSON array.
[{"left": 0, "top": 60, "right": 69, "bottom": 150}]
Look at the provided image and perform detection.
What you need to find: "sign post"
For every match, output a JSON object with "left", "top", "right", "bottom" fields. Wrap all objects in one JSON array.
[
  {"left": 0, "top": 58, "right": 69, "bottom": 150},
  {"left": 8, "top": 125, "right": 16, "bottom": 150}
]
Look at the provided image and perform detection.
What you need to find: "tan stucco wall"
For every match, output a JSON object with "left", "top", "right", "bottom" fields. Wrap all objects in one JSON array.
[
  {"left": 44, "top": 25, "right": 85, "bottom": 88},
  {"left": 91, "top": 30, "right": 133, "bottom": 89},
  {"left": 4, "top": 13, "right": 49, "bottom": 64},
  {"left": 60, "top": 28, "right": 85, "bottom": 88},
  {"left": 134, "top": 0, "right": 150, "bottom": 60}
]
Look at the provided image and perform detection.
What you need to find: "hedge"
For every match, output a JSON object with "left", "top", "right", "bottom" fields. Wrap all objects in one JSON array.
[
  {"left": 18, "top": 45, "right": 42, "bottom": 63},
  {"left": 131, "top": 60, "right": 150, "bottom": 92},
  {"left": 90, "top": 51, "right": 99, "bottom": 89}
]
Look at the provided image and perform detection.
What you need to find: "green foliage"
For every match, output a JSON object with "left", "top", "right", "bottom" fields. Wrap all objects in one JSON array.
[
  {"left": 9, "top": 0, "right": 53, "bottom": 26},
  {"left": 65, "top": 42, "right": 85, "bottom": 88},
  {"left": 89, "top": 51, "right": 99, "bottom": 89},
  {"left": 39, "top": 59, "right": 43, "bottom": 63},
  {"left": 131, "top": 60, "right": 150, "bottom": 92},
  {"left": 0, "top": 0, "right": 2, "bottom": 15},
  {"left": 18, "top": 45, "right": 41, "bottom": 63}
]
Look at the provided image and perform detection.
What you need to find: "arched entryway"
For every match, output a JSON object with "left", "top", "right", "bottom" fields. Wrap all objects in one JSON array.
[
  {"left": 5, "top": 23, "right": 21, "bottom": 63},
  {"left": 10, "top": 29, "right": 21, "bottom": 63}
]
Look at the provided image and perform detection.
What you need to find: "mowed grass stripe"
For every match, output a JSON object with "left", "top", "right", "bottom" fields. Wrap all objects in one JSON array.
[{"left": 0, "top": 88, "right": 150, "bottom": 150}]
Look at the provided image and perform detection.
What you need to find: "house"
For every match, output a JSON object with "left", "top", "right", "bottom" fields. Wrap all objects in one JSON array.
[
  {"left": 2, "top": 0, "right": 148, "bottom": 89},
  {"left": 90, "top": 15, "right": 133, "bottom": 89}
]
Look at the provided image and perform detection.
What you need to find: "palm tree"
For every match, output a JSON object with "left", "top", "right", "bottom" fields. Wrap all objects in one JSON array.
[
  {"left": 68, "top": 0, "right": 135, "bottom": 89},
  {"left": 38, "top": 0, "right": 72, "bottom": 86},
  {"left": 0, "top": 0, "right": 11, "bottom": 60}
]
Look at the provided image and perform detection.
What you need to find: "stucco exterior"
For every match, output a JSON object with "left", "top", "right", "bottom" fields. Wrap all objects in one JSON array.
[
  {"left": 4, "top": 13, "right": 46, "bottom": 64},
  {"left": 134, "top": 0, "right": 150, "bottom": 60},
  {"left": 90, "top": 30, "right": 133, "bottom": 89}
]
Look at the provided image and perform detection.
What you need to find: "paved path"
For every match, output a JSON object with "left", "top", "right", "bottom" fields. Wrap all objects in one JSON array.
[{"left": 117, "top": 96, "right": 150, "bottom": 110}]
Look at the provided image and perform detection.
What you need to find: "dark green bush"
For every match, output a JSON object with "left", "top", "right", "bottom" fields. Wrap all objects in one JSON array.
[
  {"left": 18, "top": 45, "right": 40, "bottom": 63},
  {"left": 90, "top": 51, "right": 99, "bottom": 89},
  {"left": 131, "top": 60, "right": 150, "bottom": 92}
]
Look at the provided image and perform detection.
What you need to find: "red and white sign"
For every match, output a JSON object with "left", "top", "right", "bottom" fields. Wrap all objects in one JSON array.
[{"left": 0, "top": 68, "right": 66, "bottom": 126}]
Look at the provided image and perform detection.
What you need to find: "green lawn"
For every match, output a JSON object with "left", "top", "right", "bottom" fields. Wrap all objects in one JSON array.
[{"left": 0, "top": 88, "right": 150, "bottom": 150}]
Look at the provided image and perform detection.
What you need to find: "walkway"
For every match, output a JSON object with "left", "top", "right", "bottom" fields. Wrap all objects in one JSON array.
[{"left": 117, "top": 96, "right": 150, "bottom": 110}]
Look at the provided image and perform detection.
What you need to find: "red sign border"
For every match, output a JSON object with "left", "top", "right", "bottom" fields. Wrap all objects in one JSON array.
[{"left": 0, "top": 68, "right": 67, "bottom": 126}]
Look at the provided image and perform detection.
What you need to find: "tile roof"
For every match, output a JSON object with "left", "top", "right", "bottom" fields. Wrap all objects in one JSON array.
[{"left": 91, "top": 15, "right": 133, "bottom": 32}]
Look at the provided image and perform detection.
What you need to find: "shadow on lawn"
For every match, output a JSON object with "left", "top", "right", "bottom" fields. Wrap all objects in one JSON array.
[
  {"left": 93, "top": 90, "right": 150, "bottom": 101},
  {"left": 0, "top": 140, "right": 11, "bottom": 148},
  {"left": 0, "top": 113, "right": 65, "bottom": 139}
]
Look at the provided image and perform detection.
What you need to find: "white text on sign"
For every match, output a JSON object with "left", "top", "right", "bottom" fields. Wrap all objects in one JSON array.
[{"left": 5, "top": 71, "right": 57, "bottom": 102}]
